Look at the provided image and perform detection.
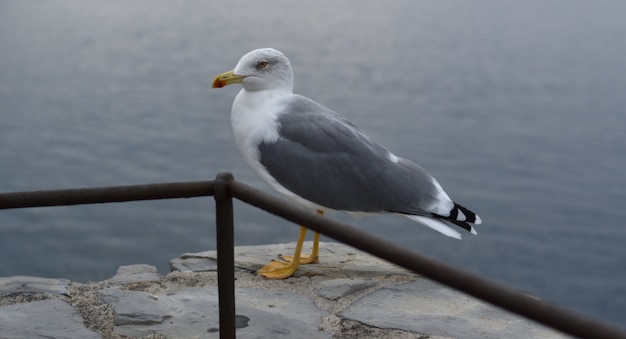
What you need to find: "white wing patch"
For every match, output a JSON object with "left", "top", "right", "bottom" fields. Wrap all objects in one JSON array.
[
  {"left": 428, "top": 178, "right": 454, "bottom": 216},
  {"left": 387, "top": 152, "right": 399, "bottom": 163},
  {"left": 474, "top": 214, "right": 483, "bottom": 225},
  {"left": 457, "top": 209, "right": 467, "bottom": 221}
]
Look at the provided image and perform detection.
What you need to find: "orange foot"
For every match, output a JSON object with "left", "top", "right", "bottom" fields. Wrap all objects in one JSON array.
[
  {"left": 257, "top": 259, "right": 299, "bottom": 279},
  {"left": 280, "top": 253, "right": 318, "bottom": 264}
]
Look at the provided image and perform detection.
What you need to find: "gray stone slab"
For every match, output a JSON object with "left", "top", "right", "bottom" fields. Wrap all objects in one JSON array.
[
  {"left": 0, "top": 298, "right": 100, "bottom": 338},
  {"left": 98, "top": 287, "right": 170, "bottom": 326},
  {"left": 170, "top": 255, "right": 218, "bottom": 272},
  {"left": 177, "top": 242, "right": 414, "bottom": 278},
  {"left": 235, "top": 287, "right": 330, "bottom": 338},
  {"left": 109, "top": 264, "right": 160, "bottom": 284},
  {"left": 315, "top": 278, "right": 375, "bottom": 300},
  {"left": 0, "top": 276, "right": 70, "bottom": 297},
  {"left": 102, "top": 286, "right": 330, "bottom": 338},
  {"left": 341, "top": 279, "right": 566, "bottom": 339}
]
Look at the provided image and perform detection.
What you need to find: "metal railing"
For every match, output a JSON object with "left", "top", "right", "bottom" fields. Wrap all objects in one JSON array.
[{"left": 0, "top": 172, "right": 624, "bottom": 339}]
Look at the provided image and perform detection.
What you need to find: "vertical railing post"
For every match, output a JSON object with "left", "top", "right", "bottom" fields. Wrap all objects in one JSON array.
[{"left": 213, "top": 172, "right": 236, "bottom": 339}]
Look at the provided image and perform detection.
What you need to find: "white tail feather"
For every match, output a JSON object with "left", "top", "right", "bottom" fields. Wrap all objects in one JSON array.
[
  {"left": 406, "top": 215, "right": 462, "bottom": 240},
  {"left": 474, "top": 214, "right": 482, "bottom": 225}
]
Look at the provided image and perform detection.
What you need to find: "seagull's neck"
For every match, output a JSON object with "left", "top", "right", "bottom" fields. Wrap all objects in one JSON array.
[
  {"left": 232, "top": 88, "right": 291, "bottom": 126},
  {"left": 236, "top": 87, "right": 291, "bottom": 110}
]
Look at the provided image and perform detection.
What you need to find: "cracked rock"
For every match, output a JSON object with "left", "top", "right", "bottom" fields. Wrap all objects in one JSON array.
[
  {"left": 315, "top": 278, "right": 375, "bottom": 300},
  {"left": 0, "top": 276, "right": 70, "bottom": 297},
  {"left": 98, "top": 287, "right": 171, "bottom": 326}
]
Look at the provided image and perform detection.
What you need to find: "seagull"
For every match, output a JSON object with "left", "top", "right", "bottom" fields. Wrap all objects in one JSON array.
[{"left": 212, "top": 48, "right": 481, "bottom": 279}]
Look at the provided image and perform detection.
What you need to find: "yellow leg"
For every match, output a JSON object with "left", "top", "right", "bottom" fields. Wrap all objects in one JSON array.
[
  {"left": 257, "top": 226, "right": 307, "bottom": 279},
  {"left": 280, "top": 210, "right": 323, "bottom": 264},
  {"left": 257, "top": 210, "right": 324, "bottom": 279}
]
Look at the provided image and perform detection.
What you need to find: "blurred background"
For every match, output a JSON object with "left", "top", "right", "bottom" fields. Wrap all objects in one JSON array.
[{"left": 1, "top": 0, "right": 625, "bottom": 330}]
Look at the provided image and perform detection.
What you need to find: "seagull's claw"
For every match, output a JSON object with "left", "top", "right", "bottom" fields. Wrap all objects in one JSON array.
[
  {"left": 280, "top": 253, "right": 318, "bottom": 264},
  {"left": 257, "top": 259, "right": 299, "bottom": 279}
]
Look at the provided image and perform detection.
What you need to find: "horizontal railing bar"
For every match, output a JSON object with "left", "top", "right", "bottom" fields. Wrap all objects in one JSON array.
[
  {"left": 0, "top": 181, "right": 214, "bottom": 210},
  {"left": 228, "top": 180, "right": 626, "bottom": 339}
]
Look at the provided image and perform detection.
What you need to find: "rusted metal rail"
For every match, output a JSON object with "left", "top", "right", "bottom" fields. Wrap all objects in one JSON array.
[
  {"left": 0, "top": 181, "right": 214, "bottom": 209},
  {"left": 1, "top": 173, "right": 625, "bottom": 339}
]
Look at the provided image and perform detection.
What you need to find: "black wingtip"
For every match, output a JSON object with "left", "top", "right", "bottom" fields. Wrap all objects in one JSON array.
[
  {"left": 453, "top": 203, "right": 479, "bottom": 224},
  {"left": 432, "top": 203, "right": 481, "bottom": 234},
  {"left": 444, "top": 218, "right": 474, "bottom": 233}
]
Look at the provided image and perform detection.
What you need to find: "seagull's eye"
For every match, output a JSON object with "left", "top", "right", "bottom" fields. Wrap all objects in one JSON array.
[{"left": 257, "top": 60, "right": 268, "bottom": 69}]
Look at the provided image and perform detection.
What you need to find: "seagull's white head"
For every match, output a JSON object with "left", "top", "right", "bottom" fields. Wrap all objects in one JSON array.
[{"left": 213, "top": 48, "right": 294, "bottom": 92}]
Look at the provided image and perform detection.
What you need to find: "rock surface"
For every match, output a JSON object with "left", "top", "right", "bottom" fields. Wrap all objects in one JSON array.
[
  {"left": 0, "top": 298, "right": 101, "bottom": 338},
  {"left": 0, "top": 242, "right": 567, "bottom": 338}
]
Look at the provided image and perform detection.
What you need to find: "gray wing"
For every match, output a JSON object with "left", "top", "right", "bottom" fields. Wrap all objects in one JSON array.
[{"left": 258, "top": 95, "right": 440, "bottom": 215}]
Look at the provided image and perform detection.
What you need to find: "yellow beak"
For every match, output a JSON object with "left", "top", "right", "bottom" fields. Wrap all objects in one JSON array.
[{"left": 212, "top": 70, "right": 246, "bottom": 88}]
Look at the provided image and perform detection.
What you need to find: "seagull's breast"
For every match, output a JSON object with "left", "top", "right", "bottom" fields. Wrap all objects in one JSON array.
[
  {"left": 230, "top": 89, "right": 319, "bottom": 207},
  {"left": 231, "top": 89, "right": 285, "bottom": 162}
]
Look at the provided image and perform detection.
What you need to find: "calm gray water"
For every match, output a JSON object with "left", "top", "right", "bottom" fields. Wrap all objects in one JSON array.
[{"left": 1, "top": 0, "right": 625, "bottom": 329}]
